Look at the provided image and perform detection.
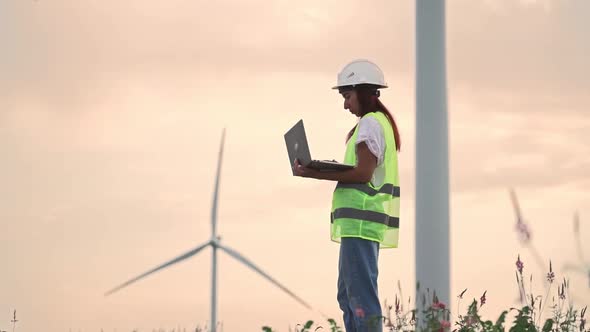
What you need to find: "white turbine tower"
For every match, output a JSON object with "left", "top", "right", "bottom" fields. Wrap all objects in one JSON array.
[
  {"left": 415, "top": 0, "right": 450, "bottom": 311},
  {"left": 105, "top": 129, "right": 313, "bottom": 332}
]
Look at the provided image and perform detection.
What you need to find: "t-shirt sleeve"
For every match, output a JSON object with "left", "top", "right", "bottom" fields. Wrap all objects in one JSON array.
[{"left": 356, "top": 116, "right": 385, "bottom": 166}]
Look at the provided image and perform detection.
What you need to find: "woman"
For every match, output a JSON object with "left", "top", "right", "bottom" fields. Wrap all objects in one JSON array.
[{"left": 293, "top": 59, "right": 401, "bottom": 332}]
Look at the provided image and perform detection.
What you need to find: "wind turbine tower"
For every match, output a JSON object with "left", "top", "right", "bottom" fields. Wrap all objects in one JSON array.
[{"left": 415, "top": 0, "right": 451, "bottom": 309}]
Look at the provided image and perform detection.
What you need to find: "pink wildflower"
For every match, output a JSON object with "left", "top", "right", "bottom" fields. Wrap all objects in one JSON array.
[
  {"left": 355, "top": 307, "right": 365, "bottom": 318},
  {"left": 547, "top": 260, "right": 555, "bottom": 283},
  {"left": 438, "top": 320, "right": 451, "bottom": 332},
  {"left": 432, "top": 301, "right": 446, "bottom": 310},
  {"left": 516, "top": 255, "right": 524, "bottom": 274}
]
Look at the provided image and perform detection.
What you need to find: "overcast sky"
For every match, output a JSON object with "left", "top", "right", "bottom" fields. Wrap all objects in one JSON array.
[{"left": 1, "top": 1, "right": 589, "bottom": 331}]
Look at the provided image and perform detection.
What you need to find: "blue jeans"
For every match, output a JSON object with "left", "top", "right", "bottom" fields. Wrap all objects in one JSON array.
[{"left": 337, "top": 237, "right": 382, "bottom": 332}]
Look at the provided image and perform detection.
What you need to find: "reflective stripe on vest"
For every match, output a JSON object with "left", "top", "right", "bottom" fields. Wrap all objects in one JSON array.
[
  {"left": 331, "top": 208, "right": 400, "bottom": 228},
  {"left": 335, "top": 183, "right": 400, "bottom": 197}
]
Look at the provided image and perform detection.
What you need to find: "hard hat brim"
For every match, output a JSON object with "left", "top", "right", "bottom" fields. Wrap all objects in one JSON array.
[{"left": 332, "top": 84, "right": 388, "bottom": 90}]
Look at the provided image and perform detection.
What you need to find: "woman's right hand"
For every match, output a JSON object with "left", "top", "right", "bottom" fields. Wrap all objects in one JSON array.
[{"left": 293, "top": 159, "right": 320, "bottom": 178}]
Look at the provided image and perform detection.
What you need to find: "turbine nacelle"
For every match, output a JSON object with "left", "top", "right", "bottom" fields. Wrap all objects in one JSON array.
[{"left": 211, "top": 236, "right": 221, "bottom": 248}]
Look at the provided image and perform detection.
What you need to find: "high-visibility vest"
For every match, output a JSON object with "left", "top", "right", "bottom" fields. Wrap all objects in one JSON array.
[{"left": 331, "top": 111, "right": 400, "bottom": 248}]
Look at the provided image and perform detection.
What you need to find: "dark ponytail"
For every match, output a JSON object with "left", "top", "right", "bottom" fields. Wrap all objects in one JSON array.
[{"left": 345, "top": 85, "right": 401, "bottom": 151}]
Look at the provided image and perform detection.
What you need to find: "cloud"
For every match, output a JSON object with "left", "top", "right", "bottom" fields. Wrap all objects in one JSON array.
[
  {"left": 449, "top": 98, "right": 590, "bottom": 193},
  {"left": 1, "top": 0, "right": 413, "bottom": 111},
  {"left": 2, "top": 0, "right": 588, "bottom": 116},
  {"left": 1, "top": 0, "right": 413, "bottom": 79},
  {"left": 483, "top": 0, "right": 562, "bottom": 12},
  {"left": 448, "top": 0, "right": 590, "bottom": 98}
]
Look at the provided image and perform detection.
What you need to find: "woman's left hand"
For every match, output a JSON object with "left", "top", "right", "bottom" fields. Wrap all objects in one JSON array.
[{"left": 293, "top": 159, "right": 321, "bottom": 179}]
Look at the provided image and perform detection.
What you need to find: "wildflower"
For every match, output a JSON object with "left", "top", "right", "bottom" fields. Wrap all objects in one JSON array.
[
  {"left": 355, "top": 307, "right": 365, "bottom": 318},
  {"left": 516, "top": 255, "right": 524, "bottom": 274},
  {"left": 432, "top": 301, "right": 446, "bottom": 310},
  {"left": 580, "top": 306, "right": 587, "bottom": 331},
  {"left": 547, "top": 260, "right": 555, "bottom": 283},
  {"left": 458, "top": 288, "right": 467, "bottom": 299},
  {"left": 395, "top": 296, "right": 401, "bottom": 314},
  {"left": 465, "top": 315, "right": 476, "bottom": 327},
  {"left": 480, "top": 291, "right": 487, "bottom": 306},
  {"left": 558, "top": 284, "right": 566, "bottom": 300},
  {"left": 438, "top": 320, "right": 451, "bottom": 332}
]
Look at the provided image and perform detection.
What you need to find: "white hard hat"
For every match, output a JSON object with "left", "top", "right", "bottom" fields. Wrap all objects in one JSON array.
[{"left": 332, "top": 59, "right": 388, "bottom": 90}]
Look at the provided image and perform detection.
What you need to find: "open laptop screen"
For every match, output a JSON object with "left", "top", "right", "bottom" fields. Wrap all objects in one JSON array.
[{"left": 284, "top": 120, "right": 312, "bottom": 174}]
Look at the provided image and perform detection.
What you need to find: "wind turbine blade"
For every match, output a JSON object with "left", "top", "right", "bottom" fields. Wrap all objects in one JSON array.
[
  {"left": 562, "top": 263, "right": 587, "bottom": 274},
  {"left": 573, "top": 212, "right": 586, "bottom": 263},
  {"left": 509, "top": 189, "right": 523, "bottom": 222},
  {"left": 211, "top": 129, "right": 226, "bottom": 237},
  {"left": 105, "top": 241, "right": 211, "bottom": 296},
  {"left": 563, "top": 264, "right": 590, "bottom": 288},
  {"left": 218, "top": 244, "right": 313, "bottom": 310}
]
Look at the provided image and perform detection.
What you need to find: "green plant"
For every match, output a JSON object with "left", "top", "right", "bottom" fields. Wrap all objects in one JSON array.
[{"left": 263, "top": 254, "right": 588, "bottom": 332}]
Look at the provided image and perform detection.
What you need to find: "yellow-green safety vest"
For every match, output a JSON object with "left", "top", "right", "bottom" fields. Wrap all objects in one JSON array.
[{"left": 331, "top": 111, "right": 400, "bottom": 248}]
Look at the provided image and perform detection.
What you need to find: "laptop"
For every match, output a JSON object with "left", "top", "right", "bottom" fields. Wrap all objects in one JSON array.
[{"left": 284, "top": 119, "right": 354, "bottom": 174}]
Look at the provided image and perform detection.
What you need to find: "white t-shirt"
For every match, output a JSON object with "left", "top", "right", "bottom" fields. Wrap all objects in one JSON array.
[{"left": 355, "top": 116, "right": 386, "bottom": 187}]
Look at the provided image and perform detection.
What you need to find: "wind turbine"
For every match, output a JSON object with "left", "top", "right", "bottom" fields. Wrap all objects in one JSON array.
[
  {"left": 105, "top": 129, "right": 313, "bottom": 332},
  {"left": 415, "top": 0, "right": 450, "bottom": 310}
]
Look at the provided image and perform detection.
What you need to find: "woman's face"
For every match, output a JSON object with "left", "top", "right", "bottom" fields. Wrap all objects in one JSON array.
[{"left": 341, "top": 90, "right": 360, "bottom": 117}]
